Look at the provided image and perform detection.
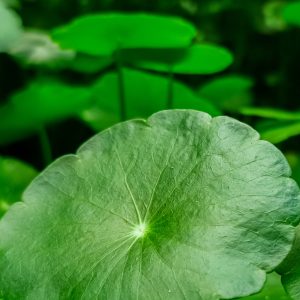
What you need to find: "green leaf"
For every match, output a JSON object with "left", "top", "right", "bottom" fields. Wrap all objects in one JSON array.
[
  {"left": 0, "top": 1, "right": 22, "bottom": 52},
  {"left": 81, "top": 68, "right": 221, "bottom": 131},
  {"left": 67, "top": 53, "right": 113, "bottom": 73},
  {"left": 125, "top": 44, "right": 233, "bottom": 74},
  {"left": 240, "top": 107, "right": 300, "bottom": 120},
  {"left": 282, "top": 2, "right": 300, "bottom": 27},
  {"left": 0, "top": 79, "right": 91, "bottom": 145},
  {"left": 256, "top": 120, "right": 300, "bottom": 144},
  {"left": 198, "top": 75, "right": 253, "bottom": 111},
  {"left": 279, "top": 224, "right": 300, "bottom": 300},
  {"left": 0, "top": 110, "right": 299, "bottom": 299},
  {"left": 0, "top": 157, "right": 37, "bottom": 218},
  {"left": 52, "top": 13, "right": 197, "bottom": 56},
  {"left": 238, "top": 273, "right": 290, "bottom": 300}
]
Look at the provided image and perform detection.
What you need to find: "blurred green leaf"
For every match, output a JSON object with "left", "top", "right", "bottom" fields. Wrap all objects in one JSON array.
[
  {"left": 81, "top": 68, "right": 220, "bottom": 131},
  {"left": 257, "top": 120, "right": 300, "bottom": 144},
  {"left": 238, "top": 272, "right": 290, "bottom": 300},
  {"left": 240, "top": 107, "right": 300, "bottom": 120},
  {"left": 282, "top": 1, "right": 300, "bottom": 27},
  {"left": 0, "top": 1, "right": 22, "bottom": 52},
  {"left": 0, "top": 80, "right": 91, "bottom": 145},
  {"left": 67, "top": 53, "right": 113, "bottom": 73},
  {"left": 52, "top": 13, "right": 197, "bottom": 56},
  {"left": 126, "top": 44, "right": 233, "bottom": 74},
  {"left": 0, "top": 157, "right": 37, "bottom": 218},
  {"left": 198, "top": 75, "right": 253, "bottom": 111}
]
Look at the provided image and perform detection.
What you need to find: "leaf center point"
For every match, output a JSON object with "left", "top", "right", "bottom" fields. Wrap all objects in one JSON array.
[{"left": 132, "top": 223, "right": 147, "bottom": 238}]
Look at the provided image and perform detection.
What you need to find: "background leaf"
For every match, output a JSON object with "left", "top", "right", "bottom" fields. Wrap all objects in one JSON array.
[
  {"left": 0, "top": 156, "right": 37, "bottom": 218},
  {"left": 81, "top": 68, "right": 221, "bottom": 131},
  {"left": 52, "top": 13, "right": 197, "bottom": 56},
  {"left": 198, "top": 75, "right": 254, "bottom": 112},
  {"left": 126, "top": 44, "right": 233, "bottom": 74},
  {"left": 0, "top": 79, "right": 91, "bottom": 145}
]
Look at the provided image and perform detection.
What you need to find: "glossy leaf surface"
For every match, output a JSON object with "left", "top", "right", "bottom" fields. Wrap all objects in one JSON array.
[
  {"left": 0, "top": 110, "right": 299, "bottom": 299},
  {"left": 52, "top": 13, "right": 197, "bottom": 56}
]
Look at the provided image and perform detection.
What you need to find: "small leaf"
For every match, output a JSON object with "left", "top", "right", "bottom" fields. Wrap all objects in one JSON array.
[
  {"left": 240, "top": 107, "right": 300, "bottom": 120},
  {"left": 198, "top": 75, "right": 253, "bottom": 111},
  {"left": 0, "top": 80, "right": 91, "bottom": 145},
  {"left": 256, "top": 120, "right": 300, "bottom": 144},
  {"left": 0, "top": 110, "right": 299, "bottom": 299},
  {"left": 282, "top": 2, "right": 300, "bottom": 27},
  {"left": 0, "top": 1, "right": 22, "bottom": 52},
  {"left": 52, "top": 13, "right": 197, "bottom": 56},
  {"left": 238, "top": 273, "right": 290, "bottom": 300},
  {"left": 0, "top": 157, "right": 37, "bottom": 218},
  {"left": 126, "top": 44, "right": 233, "bottom": 74},
  {"left": 81, "top": 68, "right": 220, "bottom": 131}
]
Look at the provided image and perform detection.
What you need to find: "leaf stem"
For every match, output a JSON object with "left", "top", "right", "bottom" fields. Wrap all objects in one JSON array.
[
  {"left": 116, "top": 50, "right": 126, "bottom": 121},
  {"left": 167, "top": 66, "right": 174, "bottom": 109},
  {"left": 38, "top": 127, "right": 52, "bottom": 167}
]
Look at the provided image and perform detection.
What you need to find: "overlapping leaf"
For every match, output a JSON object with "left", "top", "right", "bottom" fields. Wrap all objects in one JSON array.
[
  {"left": 52, "top": 13, "right": 197, "bottom": 56},
  {"left": 0, "top": 110, "right": 299, "bottom": 299},
  {"left": 81, "top": 68, "right": 220, "bottom": 131},
  {"left": 125, "top": 44, "right": 233, "bottom": 74}
]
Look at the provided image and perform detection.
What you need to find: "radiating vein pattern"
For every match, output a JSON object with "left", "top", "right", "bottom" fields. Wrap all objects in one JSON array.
[{"left": 0, "top": 110, "right": 299, "bottom": 300}]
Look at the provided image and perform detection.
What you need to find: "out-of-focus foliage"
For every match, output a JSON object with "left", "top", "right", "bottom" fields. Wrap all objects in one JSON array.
[
  {"left": 127, "top": 44, "right": 233, "bottom": 74},
  {"left": 0, "top": 156, "right": 37, "bottom": 218},
  {"left": 0, "top": 80, "right": 91, "bottom": 144},
  {"left": 52, "top": 13, "right": 197, "bottom": 56},
  {"left": 81, "top": 68, "right": 220, "bottom": 130},
  {"left": 0, "top": 1, "right": 22, "bottom": 52},
  {"left": 198, "top": 75, "right": 254, "bottom": 111}
]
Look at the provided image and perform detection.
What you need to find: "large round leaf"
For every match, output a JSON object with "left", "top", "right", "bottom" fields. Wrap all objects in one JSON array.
[
  {"left": 125, "top": 44, "right": 233, "bottom": 74},
  {"left": 81, "top": 68, "right": 220, "bottom": 131},
  {"left": 0, "top": 79, "right": 91, "bottom": 145},
  {"left": 52, "top": 13, "right": 197, "bottom": 56},
  {"left": 0, "top": 110, "right": 299, "bottom": 299},
  {"left": 0, "top": 157, "right": 37, "bottom": 218}
]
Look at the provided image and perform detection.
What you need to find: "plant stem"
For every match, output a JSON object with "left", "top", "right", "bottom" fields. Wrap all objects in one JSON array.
[
  {"left": 38, "top": 127, "right": 52, "bottom": 167},
  {"left": 116, "top": 51, "right": 126, "bottom": 121},
  {"left": 167, "top": 66, "right": 174, "bottom": 109}
]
